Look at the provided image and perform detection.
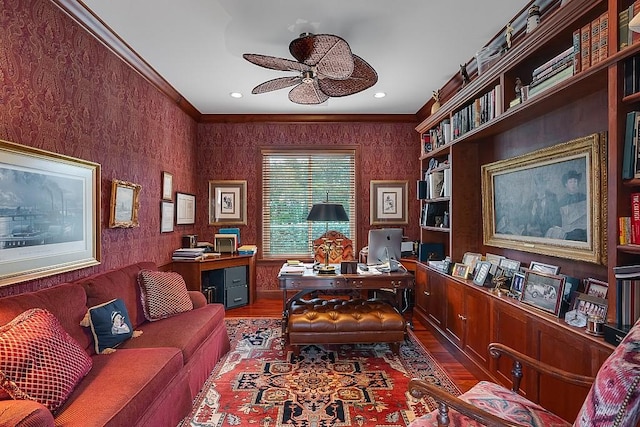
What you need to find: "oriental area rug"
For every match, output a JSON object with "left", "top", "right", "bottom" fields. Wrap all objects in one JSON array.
[{"left": 179, "top": 318, "right": 460, "bottom": 427}]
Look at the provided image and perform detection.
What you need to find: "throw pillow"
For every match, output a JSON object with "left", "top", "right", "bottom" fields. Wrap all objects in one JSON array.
[
  {"left": 0, "top": 308, "right": 92, "bottom": 413},
  {"left": 82, "top": 298, "right": 140, "bottom": 354},
  {"left": 138, "top": 270, "right": 193, "bottom": 321}
]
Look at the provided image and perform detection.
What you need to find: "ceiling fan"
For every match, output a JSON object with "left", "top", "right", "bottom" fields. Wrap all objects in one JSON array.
[{"left": 243, "top": 33, "right": 378, "bottom": 105}]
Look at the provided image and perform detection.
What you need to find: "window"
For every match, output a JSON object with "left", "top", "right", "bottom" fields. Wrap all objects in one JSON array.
[{"left": 262, "top": 149, "right": 356, "bottom": 258}]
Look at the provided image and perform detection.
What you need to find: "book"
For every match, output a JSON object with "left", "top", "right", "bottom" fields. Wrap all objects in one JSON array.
[
  {"left": 531, "top": 60, "right": 574, "bottom": 86},
  {"left": 599, "top": 11, "right": 608, "bottom": 63},
  {"left": 620, "top": 216, "right": 632, "bottom": 245},
  {"left": 590, "top": 15, "right": 600, "bottom": 65},
  {"left": 532, "top": 46, "right": 574, "bottom": 77},
  {"left": 621, "top": 6, "right": 631, "bottom": 49},
  {"left": 528, "top": 66, "right": 574, "bottom": 98},
  {"left": 573, "top": 28, "right": 582, "bottom": 74},
  {"left": 632, "top": 193, "right": 640, "bottom": 244},
  {"left": 635, "top": 115, "right": 640, "bottom": 179},
  {"left": 622, "top": 111, "right": 639, "bottom": 179},
  {"left": 581, "top": 23, "right": 591, "bottom": 70}
]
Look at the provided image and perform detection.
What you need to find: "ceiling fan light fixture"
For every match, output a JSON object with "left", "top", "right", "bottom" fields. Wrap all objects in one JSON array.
[
  {"left": 374, "top": 92, "right": 386, "bottom": 98},
  {"left": 229, "top": 92, "right": 243, "bottom": 98}
]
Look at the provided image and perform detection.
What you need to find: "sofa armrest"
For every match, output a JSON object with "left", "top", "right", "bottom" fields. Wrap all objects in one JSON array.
[
  {"left": 188, "top": 290, "right": 207, "bottom": 308},
  {"left": 0, "top": 399, "right": 55, "bottom": 427}
]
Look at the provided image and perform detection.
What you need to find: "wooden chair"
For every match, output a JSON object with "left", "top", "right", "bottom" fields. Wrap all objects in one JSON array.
[{"left": 408, "top": 318, "right": 640, "bottom": 427}]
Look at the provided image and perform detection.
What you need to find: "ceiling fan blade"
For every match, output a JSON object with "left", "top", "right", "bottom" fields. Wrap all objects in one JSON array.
[
  {"left": 243, "top": 54, "right": 309, "bottom": 73},
  {"left": 318, "top": 55, "right": 378, "bottom": 97},
  {"left": 288, "top": 81, "right": 329, "bottom": 105},
  {"left": 290, "top": 34, "right": 353, "bottom": 80},
  {"left": 252, "top": 76, "right": 302, "bottom": 94}
]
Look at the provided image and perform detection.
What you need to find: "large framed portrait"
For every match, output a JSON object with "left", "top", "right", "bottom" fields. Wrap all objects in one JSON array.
[
  {"left": 481, "top": 133, "right": 606, "bottom": 264},
  {"left": 176, "top": 192, "right": 196, "bottom": 225},
  {"left": 0, "top": 139, "right": 101, "bottom": 286},
  {"left": 209, "top": 180, "right": 247, "bottom": 225},
  {"left": 370, "top": 180, "right": 408, "bottom": 225},
  {"left": 109, "top": 179, "right": 141, "bottom": 228}
]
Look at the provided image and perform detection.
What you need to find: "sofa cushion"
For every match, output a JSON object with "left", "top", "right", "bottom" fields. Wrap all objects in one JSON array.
[
  {"left": 0, "top": 309, "right": 92, "bottom": 413},
  {"left": 84, "top": 299, "right": 135, "bottom": 354},
  {"left": 138, "top": 270, "right": 193, "bottom": 321}
]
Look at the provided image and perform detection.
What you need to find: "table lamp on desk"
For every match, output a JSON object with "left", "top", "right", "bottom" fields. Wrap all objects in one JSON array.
[{"left": 306, "top": 193, "right": 349, "bottom": 275}]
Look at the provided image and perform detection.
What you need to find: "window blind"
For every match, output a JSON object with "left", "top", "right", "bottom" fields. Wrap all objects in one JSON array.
[{"left": 262, "top": 150, "right": 356, "bottom": 258}]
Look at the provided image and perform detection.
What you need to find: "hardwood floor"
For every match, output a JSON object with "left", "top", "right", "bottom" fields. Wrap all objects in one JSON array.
[{"left": 226, "top": 297, "right": 482, "bottom": 393}]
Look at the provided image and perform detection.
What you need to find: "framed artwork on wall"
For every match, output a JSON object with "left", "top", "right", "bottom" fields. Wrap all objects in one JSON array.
[
  {"left": 370, "top": 180, "right": 408, "bottom": 225},
  {"left": 0, "top": 139, "right": 101, "bottom": 287},
  {"left": 110, "top": 179, "right": 141, "bottom": 228},
  {"left": 208, "top": 180, "right": 247, "bottom": 225},
  {"left": 161, "top": 171, "right": 173, "bottom": 201},
  {"left": 481, "top": 133, "right": 606, "bottom": 264},
  {"left": 176, "top": 192, "right": 196, "bottom": 225},
  {"left": 160, "top": 201, "right": 174, "bottom": 233}
]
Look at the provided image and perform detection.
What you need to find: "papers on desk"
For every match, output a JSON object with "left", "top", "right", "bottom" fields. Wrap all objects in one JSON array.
[{"left": 279, "top": 265, "right": 306, "bottom": 275}]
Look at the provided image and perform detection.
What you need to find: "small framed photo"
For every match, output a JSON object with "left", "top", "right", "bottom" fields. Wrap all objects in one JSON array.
[
  {"left": 462, "top": 252, "right": 482, "bottom": 270},
  {"left": 370, "top": 180, "right": 408, "bottom": 225},
  {"left": 109, "top": 179, "right": 141, "bottom": 228},
  {"left": 574, "top": 292, "right": 608, "bottom": 319},
  {"left": 485, "top": 253, "right": 505, "bottom": 275},
  {"left": 498, "top": 258, "right": 521, "bottom": 277},
  {"left": 176, "top": 192, "right": 196, "bottom": 225},
  {"left": 209, "top": 180, "right": 247, "bottom": 225},
  {"left": 521, "top": 269, "right": 565, "bottom": 316},
  {"left": 584, "top": 278, "right": 608, "bottom": 299},
  {"left": 160, "top": 201, "right": 174, "bottom": 233},
  {"left": 473, "top": 261, "right": 492, "bottom": 286},
  {"left": 161, "top": 171, "right": 173, "bottom": 201},
  {"left": 452, "top": 263, "right": 471, "bottom": 279},
  {"left": 529, "top": 261, "right": 561, "bottom": 275},
  {"left": 510, "top": 271, "right": 526, "bottom": 298}
]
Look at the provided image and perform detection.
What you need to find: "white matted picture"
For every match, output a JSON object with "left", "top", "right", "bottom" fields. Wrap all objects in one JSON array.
[
  {"left": 0, "top": 139, "right": 101, "bottom": 286},
  {"left": 370, "top": 180, "right": 408, "bottom": 225},
  {"left": 529, "top": 261, "right": 561, "bottom": 274},
  {"left": 209, "top": 180, "right": 247, "bottom": 225},
  {"left": 161, "top": 171, "right": 173, "bottom": 201},
  {"left": 584, "top": 278, "right": 608, "bottom": 299},
  {"left": 176, "top": 192, "right": 196, "bottom": 225},
  {"left": 160, "top": 201, "right": 174, "bottom": 233}
]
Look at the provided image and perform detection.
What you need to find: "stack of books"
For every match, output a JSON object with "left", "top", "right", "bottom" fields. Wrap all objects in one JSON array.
[
  {"left": 237, "top": 245, "right": 257, "bottom": 255},
  {"left": 172, "top": 247, "right": 206, "bottom": 261},
  {"left": 528, "top": 46, "right": 575, "bottom": 99}
]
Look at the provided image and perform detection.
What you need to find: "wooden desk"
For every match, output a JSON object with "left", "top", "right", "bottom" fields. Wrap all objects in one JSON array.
[
  {"left": 278, "top": 267, "right": 415, "bottom": 334},
  {"left": 172, "top": 254, "right": 256, "bottom": 304}
]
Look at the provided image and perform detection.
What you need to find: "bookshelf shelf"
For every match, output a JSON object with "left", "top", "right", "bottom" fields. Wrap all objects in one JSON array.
[{"left": 422, "top": 226, "right": 450, "bottom": 233}]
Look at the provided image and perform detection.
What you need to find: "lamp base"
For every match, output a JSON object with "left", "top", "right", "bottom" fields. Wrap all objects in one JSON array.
[{"left": 317, "top": 265, "right": 336, "bottom": 275}]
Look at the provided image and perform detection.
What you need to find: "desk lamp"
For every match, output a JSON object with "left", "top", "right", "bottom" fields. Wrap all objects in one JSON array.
[{"left": 306, "top": 193, "right": 348, "bottom": 274}]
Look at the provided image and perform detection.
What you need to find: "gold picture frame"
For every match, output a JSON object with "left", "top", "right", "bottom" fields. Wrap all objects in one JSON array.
[
  {"left": 370, "top": 180, "right": 408, "bottom": 225},
  {"left": 0, "top": 139, "right": 101, "bottom": 286},
  {"left": 109, "top": 179, "right": 141, "bottom": 228},
  {"left": 481, "top": 133, "right": 606, "bottom": 264},
  {"left": 209, "top": 180, "right": 247, "bottom": 225}
]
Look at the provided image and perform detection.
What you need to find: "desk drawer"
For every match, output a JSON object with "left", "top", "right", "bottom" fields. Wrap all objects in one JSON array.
[{"left": 225, "top": 266, "right": 247, "bottom": 287}]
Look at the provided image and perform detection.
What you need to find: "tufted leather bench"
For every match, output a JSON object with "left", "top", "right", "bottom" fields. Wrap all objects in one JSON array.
[{"left": 287, "top": 298, "right": 406, "bottom": 355}]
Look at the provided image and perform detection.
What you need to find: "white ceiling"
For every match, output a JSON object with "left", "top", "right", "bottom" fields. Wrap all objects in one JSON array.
[{"left": 80, "top": 0, "right": 529, "bottom": 115}]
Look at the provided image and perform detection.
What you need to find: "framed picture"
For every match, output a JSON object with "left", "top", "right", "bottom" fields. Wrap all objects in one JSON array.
[
  {"left": 176, "top": 192, "right": 196, "bottom": 225},
  {"left": 161, "top": 171, "right": 173, "bottom": 201},
  {"left": 481, "top": 133, "right": 606, "bottom": 264},
  {"left": 485, "top": 253, "right": 505, "bottom": 275},
  {"left": 529, "top": 261, "right": 560, "bottom": 274},
  {"left": 473, "top": 261, "right": 492, "bottom": 286},
  {"left": 521, "top": 269, "right": 565, "bottom": 316},
  {"left": 584, "top": 278, "right": 608, "bottom": 299},
  {"left": 160, "top": 201, "right": 174, "bottom": 233},
  {"left": 370, "top": 180, "right": 408, "bottom": 225},
  {"left": 0, "top": 139, "right": 101, "bottom": 287},
  {"left": 498, "top": 258, "right": 521, "bottom": 277},
  {"left": 208, "top": 180, "right": 247, "bottom": 225},
  {"left": 462, "top": 252, "right": 482, "bottom": 270},
  {"left": 452, "top": 263, "right": 470, "bottom": 279},
  {"left": 109, "top": 179, "right": 141, "bottom": 228},
  {"left": 574, "top": 292, "right": 608, "bottom": 319},
  {"left": 510, "top": 271, "right": 526, "bottom": 298}
]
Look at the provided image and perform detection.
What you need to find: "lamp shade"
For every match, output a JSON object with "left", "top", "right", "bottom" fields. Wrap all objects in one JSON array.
[
  {"left": 631, "top": 12, "right": 640, "bottom": 33},
  {"left": 306, "top": 202, "right": 348, "bottom": 222}
]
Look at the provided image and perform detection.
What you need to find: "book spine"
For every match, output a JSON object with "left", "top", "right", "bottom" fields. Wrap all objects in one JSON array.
[
  {"left": 581, "top": 23, "right": 591, "bottom": 70},
  {"left": 599, "top": 12, "right": 609, "bottom": 62},
  {"left": 620, "top": 216, "right": 630, "bottom": 245},
  {"left": 621, "top": 7, "right": 631, "bottom": 49},
  {"left": 531, "top": 60, "right": 573, "bottom": 85},
  {"left": 635, "top": 115, "right": 640, "bottom": 178},
  {"left": 573, "top": 28, "right": 582, "bottom": 74},
  {"left": 633, "top": 1, "right": 640, "bottom": 46},
  {"left": 623, "top": 111, "right": 638, "bottom": 179},
  {"left": 591, "top": 15, "right": 601, "bottom": 65},
  {"left": 531, "top": 46, "right": 575, "bottom": 76},
  {"left": 632, "top": 193, "right": 640, "bottom": 243}
]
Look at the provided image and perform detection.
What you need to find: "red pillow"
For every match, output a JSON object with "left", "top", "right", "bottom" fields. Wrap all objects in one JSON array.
[
  {"left": 0, "top": 308, "right": 92, "bottom": 412},
  {"left": 138, "top": 270, "right": 193, "bottom": 321}
]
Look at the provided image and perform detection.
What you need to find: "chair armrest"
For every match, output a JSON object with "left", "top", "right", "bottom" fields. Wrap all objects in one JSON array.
[
  {"left": 408, "top": 378, "right": 521, "bottom": 427},
  {"left": 188, "top": 290, "right": 207, "bottom": 308},
  {"left": 489, "top": 342, "right": 595, "bottom": 389},
  {"left": 0, "top": 399, "right": 54, "bottom": 427}
]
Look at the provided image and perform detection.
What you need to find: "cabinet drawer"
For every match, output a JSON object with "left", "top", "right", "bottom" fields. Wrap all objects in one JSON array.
[
  {"left": 225, "top": 266, "right": 247, "bottom": 286},
  {"left": 226, "top": 283, "right": 248, "bottom": 308}
]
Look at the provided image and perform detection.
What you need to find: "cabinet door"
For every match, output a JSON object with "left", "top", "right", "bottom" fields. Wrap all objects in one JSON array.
[
  {"left": 491, "top": 301, "right": 529, "bottom": 393},
  {"left": 426, "top": 270, "right": 446, "bottom": 327},
  {"left": 415, "top": 263, "right": 428, "bottom": 313},
  {"left": 445, "top": 278, "right": 465, "bottom": 348},
  {"left": 463, "top": 286, "right": 491, "bottom": 368}
]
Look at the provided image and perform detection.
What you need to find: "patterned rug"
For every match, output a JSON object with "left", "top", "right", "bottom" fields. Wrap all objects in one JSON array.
[{"left": 179, "top": 318, "right": 460, "bottom": 427}]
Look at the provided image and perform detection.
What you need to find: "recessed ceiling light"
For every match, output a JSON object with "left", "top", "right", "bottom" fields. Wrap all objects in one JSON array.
[
  {"left": 229, "top": 92, "right": 243, "bottom": 98},
  {"left": 374, "top": 92, "right": 386, "bottom": 98}
]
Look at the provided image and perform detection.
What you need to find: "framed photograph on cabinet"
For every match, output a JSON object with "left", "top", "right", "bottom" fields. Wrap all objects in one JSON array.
[
  {"left": 510, "top": 271, "right": 526, "bottom": 298},
  {"left": 161, "top": 171, "right": 173, "bottom": 201},
  {"left": 160, "top": 201, "right": 174, "bottom": 233},
  {"left": 521, "top": 269, "right": 565, "bottom": 316},
  {"left": 110, "top": 179, "right": 141, "bottom": 228},
  {"left": 574, "top": 292, "right": 608, "bottom": 319},
  {"left": 529, "top": 261, "right": 560, "bottom": 275},
  {"left": 0, "top": 139, "right": 101, "bottom": 287},
  {"left": 370, "top": 180, "right": 408, "bottom": 225},
  {"left": 584, "top": 278, "right": 608, "bottom": 299},
  {"left": 176, "top": 192, "right": 196, "bottom": 225},
  {"left": 498, "top": 258, "right": 521, "bottom": 277},
  {"left": 485, "top": 253, "right": 505, "bottom": 275},
  {"left": 482, "top": 133, "right": 606, "bottom": 264},
  {"left": 473, "top": 261, "right": 492, "bottom": 286},
  {"left": 452, "top": 263, "right": 470, "bottom": 280},
  {"left": 208, "top": 180, "right": 247, "bottom": 225}
]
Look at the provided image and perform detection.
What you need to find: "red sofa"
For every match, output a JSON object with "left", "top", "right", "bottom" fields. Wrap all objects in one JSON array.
[{"left": 0, "top": 262, "right": 231, "bottom": 426}]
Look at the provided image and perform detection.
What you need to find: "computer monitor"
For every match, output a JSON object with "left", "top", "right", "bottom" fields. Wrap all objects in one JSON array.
[{"left": 367, "top": 228, "right": 403, "bottom": 271}]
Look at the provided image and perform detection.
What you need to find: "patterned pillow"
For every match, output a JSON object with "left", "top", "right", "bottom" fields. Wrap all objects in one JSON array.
[
  {"left": 0, "top": 308, "right": 92, "bottom": 412},
  {"left": 574, "top": 318, "right": 640, "bottom": 427},
  {"left": 138, "top": 270, "right": 193, "bottom": 321},
  {"left": 83, "top": 299, "right": 135, "bottom": 354}
]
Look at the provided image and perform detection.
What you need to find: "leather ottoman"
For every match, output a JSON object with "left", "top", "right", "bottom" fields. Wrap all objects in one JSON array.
[{"left": 287, "top": 298, "right": 406, "bottom": 355}]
